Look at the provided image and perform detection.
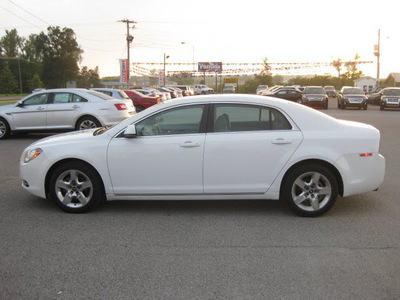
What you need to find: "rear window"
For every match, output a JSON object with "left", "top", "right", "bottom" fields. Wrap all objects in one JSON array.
[
  {"left": 86, "top": 90, "right": 114, "bottom": 100},
  {"left": 304, "top": 88, "right": 325, "bottom": 94}
]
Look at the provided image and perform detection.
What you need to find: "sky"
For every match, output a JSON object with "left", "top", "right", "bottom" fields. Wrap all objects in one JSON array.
[{"left": 1, "top": 0, "right": 399, "bottom": 79}]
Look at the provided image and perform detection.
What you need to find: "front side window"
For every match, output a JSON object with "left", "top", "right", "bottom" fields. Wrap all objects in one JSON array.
[
  {"left": 22, "top": 93, "right": 48, "bottom": 106},
  {"left": 136, "top": 105, "right": 205, "bottom": 136},
  {"left": 213, "top": 104, "right": 292, "bottom": 132}
]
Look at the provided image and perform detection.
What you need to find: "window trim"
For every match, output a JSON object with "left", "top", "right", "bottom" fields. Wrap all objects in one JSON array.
[{"left": 208, "top": 103, "right": 293, "bottom": 133}]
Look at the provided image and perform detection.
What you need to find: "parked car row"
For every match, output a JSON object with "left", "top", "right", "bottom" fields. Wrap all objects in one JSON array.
[
  {"left": 259, "top": 85, "right": 329, "bottom": 109},
  {"left": 257, "top": 85, "right": 400, "bottom": 111}
]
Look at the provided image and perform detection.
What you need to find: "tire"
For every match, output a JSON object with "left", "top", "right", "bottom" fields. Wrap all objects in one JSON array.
[
  {"left": 337, "top": 101, "right": 341, "bottom": 109},
  {"left": 380, "top": 104, "right": 385, "bottom": 111},
  {"left": 0, "top": 117, "right": 11, "bottom": 140},
  {"left": 76, "top": 116, "right": 101, "bottom": 130},
  {"left": 135, "top": 105, "right": 145, "bottom": 112},
  {"left": 341, "top": 103, "right": 346, "bottom": 110},
  {"left": 49, "top": 161, "right": 105, "bottom": 213},
  {"left": 281, "top": 163, "right": 338, "bottom": 217},
  {"left": 363, "top": 104, "right": 368, "bottom": 110}
]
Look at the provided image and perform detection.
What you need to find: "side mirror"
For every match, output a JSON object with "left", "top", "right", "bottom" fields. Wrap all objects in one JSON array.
[
  {"left": 124, "top": 124, "right": 137, "bottom": 138},
  {"left": 16, "top": 102, "right": 24, "bottom": 107}
]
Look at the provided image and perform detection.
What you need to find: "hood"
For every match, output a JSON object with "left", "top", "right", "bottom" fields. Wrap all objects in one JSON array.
[{"left": 28, "top": 128, "right": 100, "bottom": 148}]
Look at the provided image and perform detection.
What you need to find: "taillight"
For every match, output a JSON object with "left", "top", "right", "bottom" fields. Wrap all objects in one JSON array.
[
  {"left": 359, "top": 153, "right": 373, "bottom": 157},
  {"left": 114, "top": 103, "right": 128, "bottom": 110}
]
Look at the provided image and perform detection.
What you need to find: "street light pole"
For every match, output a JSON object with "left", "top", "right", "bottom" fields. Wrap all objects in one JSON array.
[
  {"left": 163, "top": 53, "right": 170, "bottom": 86},
  {"left": 374, "top": 29, "right": 381, "bottom": 87},
  {"left": 181, "top": 42, "right": 195, "bottom": 70}
]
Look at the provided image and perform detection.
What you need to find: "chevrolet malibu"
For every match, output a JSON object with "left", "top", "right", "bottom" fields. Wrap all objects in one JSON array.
[
  {"left": 0, "top": 88, "right": 135, "bottom": 139},
  {"left": 20, "top": 95, "right": 385, "bottom": 217}
]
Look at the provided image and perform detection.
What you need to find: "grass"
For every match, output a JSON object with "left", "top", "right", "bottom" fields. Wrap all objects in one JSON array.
[{"left": 0, "top": 94, "right": 28, "bottom": 106}]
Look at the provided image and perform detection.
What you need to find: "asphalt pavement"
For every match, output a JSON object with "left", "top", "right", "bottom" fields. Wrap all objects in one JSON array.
[{"left": 0, "top": 100, "right": 399, "bottom": 299}]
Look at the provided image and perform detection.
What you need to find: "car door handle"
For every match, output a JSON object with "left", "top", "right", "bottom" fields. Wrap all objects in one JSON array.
[
  {"left": 271, "top": 138, "right": 292, "bottom": 145},
  {"left": 72, "top": 105, "right": 80, "bottom": 109},
  {"left": 36, "top": 107, "right": 45, "bottom": 111},
  {"left": 180, "top": 141, "right": 201, "bottom": 148}
]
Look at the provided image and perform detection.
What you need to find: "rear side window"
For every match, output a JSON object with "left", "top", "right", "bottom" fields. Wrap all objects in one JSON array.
[{"left": 213, "top": 104, "right": 292, "bottom": 132}]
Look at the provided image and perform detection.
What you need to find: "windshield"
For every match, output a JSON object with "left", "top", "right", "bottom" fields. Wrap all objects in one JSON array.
[
  {"left": 304, "top": 88, "right": 325, "bottom": 94},
  {"left": 383, "top": 89, "right": 400, "bottom": 96},
  {"left": 343, "top": 88, "right": 364, "bottom": 95},
  {"left": 325, "top": 86, "right": 335, "bottom": 90}
]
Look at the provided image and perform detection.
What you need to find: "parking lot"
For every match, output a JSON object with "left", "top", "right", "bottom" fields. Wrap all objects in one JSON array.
[{"left": 1, "top": 99, "right": 399, "bottom": 299}]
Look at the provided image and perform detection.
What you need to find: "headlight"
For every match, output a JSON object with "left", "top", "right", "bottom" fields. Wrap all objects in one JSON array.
[{"left": 23, "top": 148, "right": 42, "bottom": 163}]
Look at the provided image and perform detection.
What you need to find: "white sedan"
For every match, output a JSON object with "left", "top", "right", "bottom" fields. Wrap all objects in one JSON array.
[
  {"left": 0, "top": 88, "right": 135, "bottom": 139},
  {"left": 20, "top": 95, "right": 385, "bottom": 217}
]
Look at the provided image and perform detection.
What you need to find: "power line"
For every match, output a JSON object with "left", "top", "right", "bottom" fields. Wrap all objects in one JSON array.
[{"left": 8, "top": 0, "right": 51, "bottom": 26}]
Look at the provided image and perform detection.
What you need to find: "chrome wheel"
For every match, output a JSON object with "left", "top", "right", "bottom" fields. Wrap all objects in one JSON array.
[
  {"left": 282, "top": 164, "right": 338, "bottom": 217},
  {"left": 0, "top": 118, "right": 10, "bottom": 139},
  {"left": 78, "top": 119, "right": 98, "bottom": 130},
  {"left": 0, "top": 121, "right": 6, "bottom": 138},
  {"left": 291, "top": 171, "right": 332, "bottom": 212},
  {"left": 55, "top": 169, "right": 93, "bottom": 209}
]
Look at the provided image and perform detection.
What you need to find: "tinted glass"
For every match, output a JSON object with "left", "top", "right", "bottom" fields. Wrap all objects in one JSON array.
[
  {"left": 383, "top": 89, "right": 400, "bottom": 96},
  {"left": 214, "top": 104, "right": 292, "bottom": 132},
  {"left": 136, "top": 105, "right": 205, "bottom": 136},
  {"left": 23, "top": 93, "right": 48, "bottom": 106},
  {"left": 304, "top": 88, "right": 325, "bottom": 94},
  {"left": 343, "top": 88, "right": 364, "bottom": 95}
]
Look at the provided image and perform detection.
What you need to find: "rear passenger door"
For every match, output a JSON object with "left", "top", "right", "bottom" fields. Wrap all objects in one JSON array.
[
  {"left": 46, "top": 92, "right": 86, "bottom": 129},
  {"left": 203, "top": 103, "right": 303, "bottom": 194}
]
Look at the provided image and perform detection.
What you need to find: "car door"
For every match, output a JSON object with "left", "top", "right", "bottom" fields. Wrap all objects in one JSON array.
[
  {"left": 203, "top": 103, "right": 303, "bottom": 194},
  {"left": 11, "top": 93, "right": 49, "bottom": 130},
  {"left": 107, "top": 104, "right": 207, "bottom": 195},
  {"left": 46, "top": 92, "right": 86, "bottom": 129}
]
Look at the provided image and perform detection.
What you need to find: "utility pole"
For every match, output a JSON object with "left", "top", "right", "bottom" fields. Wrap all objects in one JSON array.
[
  {"left": 374, "top": 29, "right": 380, "bottom": 87},
  {"left": 119, "top": 19, "right": 137, "bottom": 89}
]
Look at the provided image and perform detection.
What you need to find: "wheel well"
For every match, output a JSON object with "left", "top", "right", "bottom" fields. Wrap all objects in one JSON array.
[
  {"left": 45, "top": 158, "right": 105, "bottom": 197},
  {"left": 75, "top": 115, "right": 101, "bottom": 127},
  {"left": 280, "top": 159, "right": 344, "bottom": 197}
]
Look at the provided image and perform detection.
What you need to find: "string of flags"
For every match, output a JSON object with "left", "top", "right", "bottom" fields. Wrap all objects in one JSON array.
[{"left": 131, "top": 61, "right": 373, "bottom": 78}]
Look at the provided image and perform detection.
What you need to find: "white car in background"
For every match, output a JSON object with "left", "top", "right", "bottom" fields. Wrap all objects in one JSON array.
[
  {"left": 20, "top": 94, "right": 385, "bottom": 217},
  {"left": 0, "top": 88, "right": 135, "bottom": 139}
]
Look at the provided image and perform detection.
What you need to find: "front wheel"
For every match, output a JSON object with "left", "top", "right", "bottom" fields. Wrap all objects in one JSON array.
[
  {"left": 380, "top": 104, "right": 385, "bottom": 111},
  {"left": 49, "top": 162, "right": 105, "bottom": 213},
  {"left": 0, "top": 117, "right": 11, "bottom": 140},
  {"left": 281, "top": 164, "right": 338, "bottom": 217}
]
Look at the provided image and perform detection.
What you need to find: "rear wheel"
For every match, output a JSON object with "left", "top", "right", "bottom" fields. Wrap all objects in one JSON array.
[
  {"left": 76, "top": 116, "right": 101, "bottom": 130},
  {"left": 0, "top": 117, "right": 11, "bottom": 140},
  {"left": 281, "top": 164, "right": 338, "bottom": 217},
  {"left": 135, "top": 105, "right": 145, "bottom": 112},
  {"left": 49, "top": 161, "right": 105, "bottom": 213}
]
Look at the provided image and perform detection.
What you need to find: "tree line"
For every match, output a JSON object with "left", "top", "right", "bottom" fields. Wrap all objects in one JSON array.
[{"left": 0, "top": 27, "right": 101, "bottom": 94}]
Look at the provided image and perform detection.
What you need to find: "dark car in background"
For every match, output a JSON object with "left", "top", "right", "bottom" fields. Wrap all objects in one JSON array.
[
  {"left": 367, "top": 87, "right": 384, "bottom": 104},
  {"left": 378, "top": 87, "right": 400, "bottom": 110},
  {"left": 337, "top": 87, "right": 367, "bottom": 110},
  {"left": 124, "top": 90, "right": 162, "bottom": 112},
  {"left": 301, "top": 86, "right": 329, "bottom": 109},
  {"left": 269, "top": 88, "right": 302, "bottom": 103},
  {"left": 324, "top": 86, "right": 337, "bottom": 97}
]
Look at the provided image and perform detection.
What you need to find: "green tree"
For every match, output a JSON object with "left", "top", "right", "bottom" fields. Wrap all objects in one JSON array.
[
  {"left": 36, "top": 26, "right": 83, "bottom": 88},
  {"left": 0, "top": 29, "right": 24, "bottom": 58},
  {"left": 0, "top": 64, "right": 18, "bottom": 94},
  {"left": 343, "top": 54, "right": 364, "bottom": 81},
  {"left": 28, "top": 73, "right": 44, "bottom": 91},
  {"left": 77, "top": 66, "right": 101, "bottom": 88}
]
